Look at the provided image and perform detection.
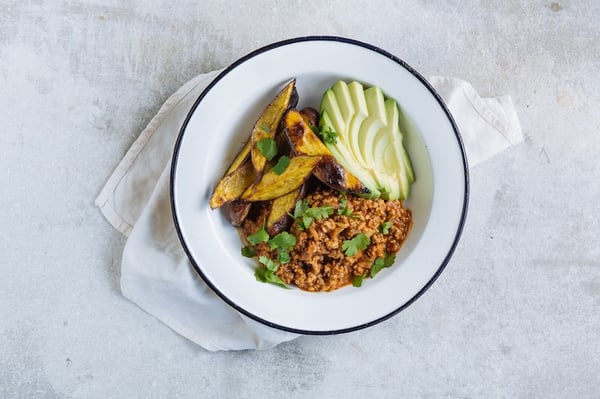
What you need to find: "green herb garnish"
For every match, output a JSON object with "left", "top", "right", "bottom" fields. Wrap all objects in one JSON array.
[
  {"left": 277, "top": 250, "right": 291, "bottom": 264},
  {"left": 254, "top": 256, "right": 288, "bottom": 288},
  {"left": 246, "top": 222, "right": 269, "bottom": 245},
  {"left": 318, "top": 124, "right": 338, "bottom": 144},
  {"left": 241, "top": 245, "right": 256, "bottom": 258},
  {"left": 268, "top": 231, "right": 297, "bottom": 251},
  {"left": 379, "top": 221, "right": 393, "bottom": 235},
  {"left": 272, "top": 155, "right": 290, "bottom": 175},
  {"left": 342, "top": 233, "right": 370, "bottom": 257},
  {"left": 254, "top": 266, "right": 288, "bottom": 288},
  {"left": 337, "top": 194, "right": 353, "bottom": 216},
  {"left": 352, "top": 273, "right": 366, "bottom": 287},
  {"left": 370, "top": 254, "right": 396, "bottom": 278},
  {"left": 256, "top": 137, "right": 277, "bottom": 161},
  {"left": 292, "top": 199, "right": 334, "bottom": 230}
]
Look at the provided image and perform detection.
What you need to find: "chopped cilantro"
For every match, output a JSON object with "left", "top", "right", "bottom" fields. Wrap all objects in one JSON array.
[
  {"left": 254, "top": 266, "right": 288, "bottom": 288},
  {"left": 306, "top": 206, "right": 334, "bottom": 220},
  {"left": 272, "top": 155, "right": 290, "bottom": 175},
  {"left": 268, "top": 231, "right": 297, "bottom": 250},
  {"left": 293, "top": 198, "right": 309, "bottom": 219},
  {"left": 352, "top": 273, "right": 366, "bottom": 287},
  {"left": 379, "top": 221, "right": 393, "bottom": 235},
  {"left": 342, "top": 233, "right": 370, "bottom": 257},
  {"left": 255, "top": 256, "right": 288, "bottom": 288},
  {"left": 247, "top": 222, "right": 269, "bottom": 245},
  {"left": 292, "top": 199, "right": 334, "bottom": 230},
  {"left": 318, "top": 124, "right": 338, "bottom": 144},
  {"left": 241, "top": 246, "right": 256, "bottom": 258},
  {"left": 277, "top": 249, "right": 291, "bottom": 264},
  {"left": 258, "top": 255, "right": 278, "bottom": 271},
  {"left": 337, "top": 195, "right": 353, "bottom": 216},
  {"left": 370, "top": 254, "right": 396, "bottom": 278},
  {"left": 256, "top": 137, "right": 277, "bottom": 161}
]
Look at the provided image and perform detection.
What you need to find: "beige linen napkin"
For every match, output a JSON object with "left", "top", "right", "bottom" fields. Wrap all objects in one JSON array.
[{"left": 95, "top": 70, "right": 523, "bottom": 351}]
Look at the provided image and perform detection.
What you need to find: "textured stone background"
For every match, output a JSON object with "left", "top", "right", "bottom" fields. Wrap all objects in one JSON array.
[{"left": 1, "top": 1, "right": 599, "bottom": 398}]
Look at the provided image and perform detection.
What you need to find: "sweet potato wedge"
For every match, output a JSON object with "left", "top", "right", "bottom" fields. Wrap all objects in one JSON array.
[
  {"left": 228, "top": 199, "right": 252, "bottom": 226},
  {"left": 251, "top": 80, "right": 296, "bottom": 178},
  {"left": 240, "top": 155, "right": 321, "bottom": 202},
  {"left": 299, "top": 107, "right": 319, "bottom": 128},
  {"left": 266, "top": 183, "right": 308, "bottom": 236},
  {"left": 312, "top": 155, "right": 370, "bottom": 195},
  {"left": 285, "top": 109, "right": 331, "bottom": 157},
  {"left": 284, "top": 109, "right": 371, "bottom": 195},
  {"left": 225, "top": 140, "right": 251, "bottom": 175},
  {"left": 209, "top": 160, "right": 255, "bottom": 209}
]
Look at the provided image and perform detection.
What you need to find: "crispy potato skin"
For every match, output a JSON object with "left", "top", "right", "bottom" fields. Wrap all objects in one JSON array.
[
  {"left": 313, "top": 155, "right": 370, "bottom": 194},
  {"left": 266, "top": 183, "right": 308, "bottom": 236},
  {"left": 284, "top": 109, "right": 370, "bottom": 195},
  {"left": 285, "top": 109, "right": 331, "bottom": 157},
  {"left": 209, "top": 160, "right": 255, "bottom": 209},
  {"left": 299, "top": 107, "right": 319, "bottom": 128},
  {"left": 251, "top": 80, "right": 296, "bottom": 178},
  {"left": 228, "top": 200, "right": 252, "bottom": 226}
]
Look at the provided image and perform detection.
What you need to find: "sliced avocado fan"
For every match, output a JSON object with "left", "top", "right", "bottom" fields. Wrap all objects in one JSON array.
[{"left": 319, "top": 80, "right": 415, "bottom": 200}]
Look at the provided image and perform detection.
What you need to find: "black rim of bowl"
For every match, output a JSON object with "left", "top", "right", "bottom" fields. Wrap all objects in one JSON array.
[{"left": 170, "top": 35, "right": 469, "bottom": 335}]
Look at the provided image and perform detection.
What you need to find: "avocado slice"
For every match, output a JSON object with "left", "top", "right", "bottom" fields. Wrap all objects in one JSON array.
[{"left": 319, "top": 80, "right": 415, "bottom": 200}]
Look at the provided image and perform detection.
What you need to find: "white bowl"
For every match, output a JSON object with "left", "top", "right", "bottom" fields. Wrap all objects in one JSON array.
[{"left": 170, "top": 37, "right": 468, "bottom": 334}]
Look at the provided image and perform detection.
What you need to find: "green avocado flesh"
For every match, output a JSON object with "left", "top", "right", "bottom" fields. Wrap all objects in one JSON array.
[{"left": 319, "top": 80, "right": 415, "bottom": 200}]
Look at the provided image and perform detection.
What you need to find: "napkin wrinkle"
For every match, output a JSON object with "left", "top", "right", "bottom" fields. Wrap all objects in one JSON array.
[{"left": 96, "top": 70, "right": 523, "bottom": 351}]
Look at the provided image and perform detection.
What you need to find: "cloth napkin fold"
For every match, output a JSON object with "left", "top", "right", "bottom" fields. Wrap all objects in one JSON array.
[{"left": 95, "top": 70, "right": 523, "bottom": 351}]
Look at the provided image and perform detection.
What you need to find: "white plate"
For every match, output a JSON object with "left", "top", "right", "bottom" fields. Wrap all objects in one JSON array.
[{"left": 170, "top": 37, "right": 468, "bottom": 334}]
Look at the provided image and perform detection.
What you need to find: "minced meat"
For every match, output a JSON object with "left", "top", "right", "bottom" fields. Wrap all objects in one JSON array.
[{"left": 241, "top": 186, "right": 412, "bottom": 292}]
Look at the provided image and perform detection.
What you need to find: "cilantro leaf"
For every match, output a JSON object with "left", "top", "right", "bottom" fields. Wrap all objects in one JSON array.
[
  {"left": 241, "top": 246, "right": 256, "bottom": 258},
  {"left": 268, "top": 231, "right": 297, "bottom": 250},
  {"left": 370, "top": 258, "right": 386, "bottom": 278},
  {"left": 272, "top": 155, "right": 290, "bottom": 175},
  {"left": 318, "top": 124, "right": 338, "bottom": 144},
  {"left": 306, "top": 205, "right": 334, "bottom": 220},
  {"left": 256, "top": 138, "right": 277, "bottom": 161},
  {"left": 299, "top": 215, "right": 313, "bottom": 230},
  {"left": 291, "top": 199, "right": 333, "bottom": 230},
  {"left": 254, "top": 266, "right": 288, "bottom": 288},
  {"left": 342, "top": 233, "right": 370, "bottom": 256},
  {"left": 352, "top": 273, "right": 366, "bottom": 287},
  {"left": 379, "top": 221, "right": 393, "bottom": 235},
  {"left": 338, "top": 195, "right": 353, "bottom": 216},
  {"left": 383, "top": 253, "right": 396, "bottom": 268},
  {"left": 277, "top": 249, "right": 291, "bottom": 264},
  {"left": 247, "top": 223, "right": 269, "bottom": 245},
  {"left": 293, "top": 199, "right": 308, "bottom": 219},
  {"left": 258, "top": 255, "right": 278, "bottom": 272},
  {"left": 370, "top": 254, "right": 397, "bottom": 278}
]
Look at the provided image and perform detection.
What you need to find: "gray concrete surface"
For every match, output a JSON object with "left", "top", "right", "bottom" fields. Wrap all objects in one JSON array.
[{"left": 2, "top": 1, "right": 600, "bottom": 398}]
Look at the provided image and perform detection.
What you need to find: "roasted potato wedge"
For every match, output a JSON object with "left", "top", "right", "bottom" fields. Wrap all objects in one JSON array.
[
  {"left": 312, "top": 155, "right": 370, "bottom": 195},
  {"left": 266, "top": 183, "right": 308, "bottom": 236},
  {"left": 241, "top": 155, "right": 321, "bottom": 201},
  {"left": 225, "top": 140, "right": 251, "bottom": 175},
  {"left": 299, "top": 107, "right": 319, "bottom": 128},
  {"left": 251, "top": 79, "right": 296, "bottom": 178},
  {"left": 285, "top": 109, "right": 331, "bottom": 156},
  {"left": 209, "top": 160, "right": 255, "bottom": 209},
  {"left": 284, "top": 109, "right": 371, "bottom": 195},
  {"left": 228, "top": 199, "right": 252, "bottom": 226}
]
